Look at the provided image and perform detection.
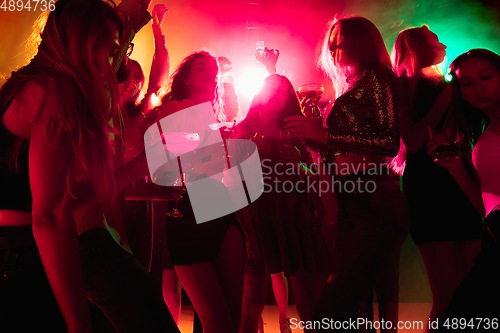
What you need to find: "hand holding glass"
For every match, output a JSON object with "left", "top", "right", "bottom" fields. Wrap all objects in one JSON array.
[
  {"left": 430, "top": 129, "right": 461, "bottom": 159},
  {"left": 297, "top": 83, "right": 324, "bottom": 120}
]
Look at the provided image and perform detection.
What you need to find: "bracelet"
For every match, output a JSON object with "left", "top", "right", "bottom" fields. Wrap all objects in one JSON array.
[{"left": 122, "top": 166, "right": 136, "bottom": 190}]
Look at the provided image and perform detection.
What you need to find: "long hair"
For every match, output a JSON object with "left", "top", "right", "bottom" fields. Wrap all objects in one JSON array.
[
  {"left": 392, "top": 26, "right": 433, "bottom": 79},
  {"left": 246, "top": 74, "right": 301, "bottom": 130},
  {"left": 319, "top": 16, "right": 391, "bottom": 98},
  {"left": 122, "top": 59, "right": 146, "bottom": 117},
  {"left": 391, "top": 26, "right": 438, "bottom": 105},
  {"left": 157, "top": 50, "right": 224, "bottom": 121},
  {"left": 0, "top": 0, "right": 124, "bottom": 203},
  {"left": 448, "top": 49, "right": 499, "bottom": 151},
  {"left": 389, "top": 25, "right": 435, "bottom": 174}
]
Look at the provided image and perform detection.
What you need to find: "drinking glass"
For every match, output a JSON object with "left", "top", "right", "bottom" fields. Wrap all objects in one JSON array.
[
  {"left": 297, "top": 83, "right": 324, "bottom": 120},
  {"left": 430, "top": 128, "right": 461, "bottom": 159},
  {"left": 256, "top": 41, "right": 265, "bottom": 59}
]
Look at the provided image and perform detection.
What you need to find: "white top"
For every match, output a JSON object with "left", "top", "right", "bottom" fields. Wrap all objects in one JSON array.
[{"left": 473, "top": 128, "right": 500, "bottom": 217}]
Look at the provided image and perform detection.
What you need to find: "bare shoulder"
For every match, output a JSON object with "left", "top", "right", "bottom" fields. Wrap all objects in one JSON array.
[
  {"left": 489, "top": 112, "right": 500, "bottom": 135},
  {"left": 2, "top": 79, "right": 52, "bottom": 139}
]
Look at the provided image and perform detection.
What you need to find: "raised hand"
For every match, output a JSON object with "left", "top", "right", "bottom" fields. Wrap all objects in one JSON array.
[
  {"left": 152, "top": 4, "right": 168, "bottom": 27},
  {"left": 256, "top": 47, "right": 280, "bottom": 74}
]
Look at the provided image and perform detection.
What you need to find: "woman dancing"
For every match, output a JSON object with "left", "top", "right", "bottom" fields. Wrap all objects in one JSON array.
[{"left": 285, "top": 16, "right": 410, "bottom": 331}]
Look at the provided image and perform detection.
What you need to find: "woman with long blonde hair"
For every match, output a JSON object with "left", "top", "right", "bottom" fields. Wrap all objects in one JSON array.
[
  {"left": 285, "top": 16, "right": 409, "bottom": 330},
  {"left": 392, "top": 26, "right": 482, "bottom": 332}
]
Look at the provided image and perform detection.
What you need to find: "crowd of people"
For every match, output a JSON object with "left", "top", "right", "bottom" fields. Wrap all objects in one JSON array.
[{"left": 1, "top": 0, "right": 499, "bottom": 333}]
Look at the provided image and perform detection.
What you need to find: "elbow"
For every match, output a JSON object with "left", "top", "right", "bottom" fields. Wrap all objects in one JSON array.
[
  {"left": 31, "top": 212, "right": 60, "bottom": 240},
  {"left": 31, "top": 210, "right": 59, "bottom": 230},
  {"left": 31, "top": 202, "right": 68, "bottom": 232}
]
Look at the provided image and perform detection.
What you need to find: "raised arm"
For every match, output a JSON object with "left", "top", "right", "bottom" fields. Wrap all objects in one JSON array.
[
  {"left": 143, "top": 4, "right": 170, "bottom": 113},
  {"left": 114, "top": 0, "right": 152, "bottom": 75},
  {"left": 256, "top": 47, "right": 279, "bottom": 75}
]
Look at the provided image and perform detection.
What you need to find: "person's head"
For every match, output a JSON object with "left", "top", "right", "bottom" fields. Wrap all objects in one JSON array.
[
  {"left": 320, "top": 16, "right": 391, "bottom": 94},
  {"left": 0, "top": 0, "right": 125, "bottom": 203},
  {"left": 165, "top": 51, "right": 220, "bottom": 102},
  {"left": 119, "top": 59, "right": 145, "bottom": 104},
  {"left": 450, "top": 49, "right": 500, "bottom": 116},
  {"left": 448, "top": 49, "right": 500, "bottom": 149},
  {"left": 158, "top": 50, "right": 224, "bottom": 120},
  {"left": 248, "top": 74, "right": 301, "bottom": 130},
  {"left": 392, "top": 25, "right": 447, "bottom": 78},
  {"left": 34, "top": 0, "right": 123, "bottom": 84}
]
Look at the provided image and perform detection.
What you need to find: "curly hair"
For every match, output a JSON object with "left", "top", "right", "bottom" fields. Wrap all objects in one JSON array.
[{"left": 157, "top": 50, "right": 225, "bottom": 121}]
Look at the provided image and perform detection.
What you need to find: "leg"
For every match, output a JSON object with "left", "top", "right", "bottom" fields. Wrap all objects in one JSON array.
[
  {"left": 175, "top": 262, "right": 234, "bottom": 333},
  {"left": 270, "top": 273, "right": 289, "bottom": 320},
  {"left": 313, "top": 177, "right": 409, "bottom": 332},
  {"left": 290, "top": 274, "right": 322, "bottom": 332},
  {"left": 240, "top": 273, "right": 268, "bottom": 333},
  {"left": 437, "top": 219, "right": 500, "bottom": 331},
  {"left": 175, "top": 225, "right": 244, "bottom": 333},
  {"left": 417, "top": 241, "right": 468, "bottom": 333},
  {"left": 80, "top": 229, "right": 180, "bottom": 333},
  {"left": 358, "top": 292, "right": 376, "bottom": 333},
  {"left": 315, "top": 226, "right": 405, "bottom": 326},
  {"left": 159, "top": 202, "right": 181, "bottom": 324},
  {"left": 162, "top": 269, "right": 181, "bottom": 324},
  {"left": 374, "top": 250, "right": 400, "bottom": 333},
  {"left": 457, "top": 239, "right": 481, "bottom": 274},
  {"left": 193, "top": 311, "right": 203, "bottom": 333},
  {"left": 213, "top": 225, "right": 245, "bottom": 332}
]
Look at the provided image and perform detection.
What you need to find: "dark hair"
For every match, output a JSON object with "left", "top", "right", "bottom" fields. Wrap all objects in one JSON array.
[
  {"left": 448, "top": 49, "right": 500, "bottom": 150},
  {"left": 0, "top": 0, "right": 124, "bottom": 202},
  {"left": 158, "top": 50, "right": 224, "bottom": 119}
]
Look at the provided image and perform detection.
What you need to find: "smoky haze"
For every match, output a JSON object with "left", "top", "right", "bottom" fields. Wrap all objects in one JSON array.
[{"left": 0, "top": 0, "right": 499, "bottom": 302}]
